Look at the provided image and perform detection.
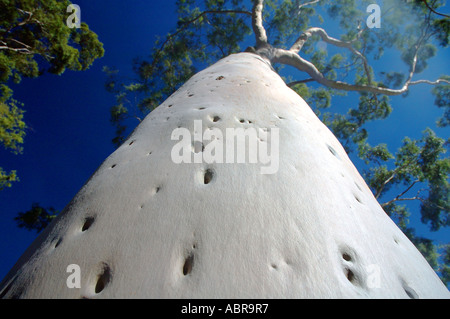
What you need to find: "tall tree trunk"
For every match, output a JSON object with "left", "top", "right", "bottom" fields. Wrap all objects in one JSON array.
[{"left": 1, "top": 52, "right": 448, "bottom": 298}]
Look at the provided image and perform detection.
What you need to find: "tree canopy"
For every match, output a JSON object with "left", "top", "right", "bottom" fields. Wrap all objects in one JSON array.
[
  {"left": 0, "top": 0, "right": 104, "bottom": 189},
  {"left": 102, "top": 0, "right": 449, "bottom": 286}
]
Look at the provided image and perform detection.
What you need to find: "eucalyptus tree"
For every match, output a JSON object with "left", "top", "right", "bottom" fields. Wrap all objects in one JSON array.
[
  {"left": 105, "top": 0, "right": 449, "bottom": 283},
  {"left": 1, "top": 0, "right": 448, "bottom": 298}
]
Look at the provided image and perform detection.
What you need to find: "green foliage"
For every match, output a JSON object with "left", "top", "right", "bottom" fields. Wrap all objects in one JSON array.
[
  {"left": 0, "top": 0, "right": 104, "bottom": 188},
  {"left": 432, "top": 17, "right": 450, "bottom": 47},
  {"left": 0, "top": 84, "right": 25, "bottom": 190},
  {"left": 0, "top": 167, "right": 18, "bottom": 191},
  {"left": 362, "top": 129, "right": 449, "bottom": 232},
  {"left": 0, "top": 0, "right": 105, "bottom": 81},
  {"left": 0, "top": 90, "right": 25, "bottom": 154},
  {"left": 359, "top": 129, "right": 449, "bottom": 285},
  {"left": 14, "top": 203, "right": 58, "bottom": 233},
  {"left": 442, "top": 245, "right": 450, "bottom": 285},
  {"left": 265, "top": 0, "right": 317, "bottom": 48},
  {"left": 432, "top": 75, "right": 450, "bottom": 127}
]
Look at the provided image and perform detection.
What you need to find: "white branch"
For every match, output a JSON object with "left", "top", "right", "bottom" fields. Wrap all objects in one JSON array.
[
  {"left": 410, "top": 79, "right": 450, "bottom": 86},
  {"left": 0, "top": 46, "right": 33, "bottom": 54},
  {"left": 290, "top": 27, "right": 373, "bottom": 85},
  {"left": 272, "top": 48, "right": 449, "bottom": 96},
  {"left": 298, "top": 0, "right": 321, "bottom": 13},
  {"left": 252, "top": 0, "right": 268, "bottom": 48}
]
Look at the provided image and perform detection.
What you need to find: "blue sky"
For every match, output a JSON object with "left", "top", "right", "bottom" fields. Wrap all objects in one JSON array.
[{"left": 0, "top": 0, "right": 448, "bottom": 282}]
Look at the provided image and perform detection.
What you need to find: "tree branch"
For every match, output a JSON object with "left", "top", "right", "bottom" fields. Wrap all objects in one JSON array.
[
  {"left": 396, "top": 179, "right": 420, "bottom": 199},
  {"left": 381, "top": 196, "right": 421, "bottom": 207},
  {"left": 290, "top": 27, "right": 373, "bottom": 85},
  {"left": 421, "top": 0, "right": 450, "bottom": 18},
  {"left": 0, "top": 37, "right": 34, "bottom": 55},
  {"left": 381, "top": 193, "right": 446, "bottom": 211},
  {"left": 16, "top": 9, "right": 33, "bottom": 27},
  {"left": 298, "top": 0, "right": 321, "bottom": 13},
  {"left": 0, "top": 46, "right": 32, "bottom": 54},
  {"left": 287, "top": 78, "right": 315, "bottom": 87},
  {"left": 252, "top": 0, "right": 268, "bottom": 48},
  {"left": 272, "top": 48, "right": 449, "bottom": 96},
  {"left": 150, "top": 9, "right": 252, "bottom": 72},
  {"left": 286, "top": 57, "right": 361, "bottom": 87},
  {"left": 375, "top": 172, "right": 397, "bottom": 199},
  {"left": 410, "top": 79, "right": 450, "bottom": 86},
  {"left": 379, "top": 181, "right": 440, "bottom": 210}
]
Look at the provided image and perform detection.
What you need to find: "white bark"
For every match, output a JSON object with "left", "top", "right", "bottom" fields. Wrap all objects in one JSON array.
[{"left": 0, "top": 53, "right": 448, "bottom": 299}]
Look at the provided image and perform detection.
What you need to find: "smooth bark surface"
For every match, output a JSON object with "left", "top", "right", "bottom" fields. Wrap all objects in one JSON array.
[{"left": 1, "top": 53, "right": 448, "bottom": 298}]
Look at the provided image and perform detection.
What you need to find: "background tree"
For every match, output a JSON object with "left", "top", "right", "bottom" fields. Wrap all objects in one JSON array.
[
  {"left": 103, "top": 0, "right": 449, "bottom": 286},
  {"left": 0, "top": 0, "right": 104, "bottom": 189},
  {"left": 14, "top": 203, "right": 57, "bottom": 233}
]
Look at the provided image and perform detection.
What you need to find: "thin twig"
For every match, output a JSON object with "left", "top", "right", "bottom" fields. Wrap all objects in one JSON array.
[
  {"left": 149, "top": 9, "right": 252, "bottom": 73},
  {"left": 298, "top": 0, "right": 321, "bottom": 13},
  {"left": 421, "top": 0, "right": 450, "bottom": 18}
]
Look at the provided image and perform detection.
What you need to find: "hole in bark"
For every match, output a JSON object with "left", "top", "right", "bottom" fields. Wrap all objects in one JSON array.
[
  {"left": 354, "top": 194, "right": 362, "bottom": 204},
  {"left": 342, "top": 253, "right": 352, "bottom": 261},
  {"left": 345, "top": 268, "right": 356, "bottom": 283},
  {"left": 95, "top": 263, "right": 112, "bottom": 294},
  {"left": 203, "top": 169, "right": 214, "bottom": 184},
  {"left": 183, "top": 253, "right": 194, "bottom": 276},
  {"left": 110, "top": 164, "right": 116, "bottom": 169},
  {"left": 129, "top": 140, "right": 135, "bottom": 146},
  {"left": 327, "top": 144, "right": 339, "bottom": 159},
  {"left": 54, "top": 238, "right": 62, "bottom": 248},
  {"left": 212, "top": 115, "right": 220, "bottom": 122},
  {"left": 404, "top": 286, "right": 419, "bottom": 299},
  {"left": 193, "top": 141, "right": 204, "bottom": 153},
  {"left": 216, "top": 76, "right": 225, "bottom": 80},
  {"left": 198, "top": 107, "right": 205, "bottom": 110},
  {"left": 168, "top": 104, "right": 172, "bottom": 108},
  {"left": 82, "top": 217, "right": 95, "bottom": 232},
  {"left": 188, "top": 93, "right": 194, "bottom": 97}
]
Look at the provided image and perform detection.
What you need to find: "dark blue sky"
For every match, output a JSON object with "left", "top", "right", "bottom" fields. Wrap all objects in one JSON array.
[{"left": 0, "top": 1, "right": 448, "bottom": 282}]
